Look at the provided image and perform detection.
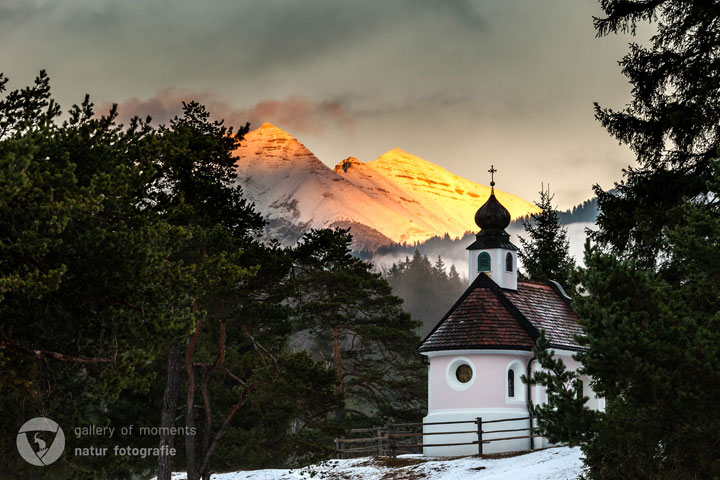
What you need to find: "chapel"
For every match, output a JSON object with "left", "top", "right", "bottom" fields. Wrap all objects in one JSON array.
[{"left": 418, "top": 168, "right": 603, "bottom": 456}]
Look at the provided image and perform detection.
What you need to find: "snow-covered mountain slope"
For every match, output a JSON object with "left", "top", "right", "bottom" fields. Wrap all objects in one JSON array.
[
  {"left": 338, "top": 148, "right": 539, "bottom": 239},
  {"left": 233, "top": 124, "right": 424, "bottom": 245},
  {"left": 374, "top": 148, "right": 540, "bottom": 225},
  {"left": 233, "top": 123, "right": 539, "bottom": 249},
  {"left": 332, "top": 156, "right": 459, "bottom": 238}
]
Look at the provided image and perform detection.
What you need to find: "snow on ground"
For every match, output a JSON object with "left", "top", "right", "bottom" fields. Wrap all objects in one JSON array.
[{"left": 166, "top": 446, "right": 583, "bottom": 480}]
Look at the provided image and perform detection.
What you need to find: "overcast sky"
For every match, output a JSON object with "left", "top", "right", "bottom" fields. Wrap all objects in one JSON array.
[{"left": 0, "top": 0, "right": 649, "bottom": 208}]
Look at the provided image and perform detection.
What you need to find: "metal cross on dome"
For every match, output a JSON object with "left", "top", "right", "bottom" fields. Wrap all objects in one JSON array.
[{"left": 488, "top": 165, "right": 497, "bottom": 187}]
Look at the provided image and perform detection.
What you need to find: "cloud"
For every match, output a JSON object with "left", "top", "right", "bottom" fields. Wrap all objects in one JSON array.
[
  {"left": 0, "top": 0, "right": 55, "bottom": 29},
  {"left": 240, "top": 97, "right": 354, "bottom": 135},
  {"left": 103, "top": 88, "right": 354, "bottom": 135},
  {"left": 407, "top": 0, "right": 484, "bottom": 29}
]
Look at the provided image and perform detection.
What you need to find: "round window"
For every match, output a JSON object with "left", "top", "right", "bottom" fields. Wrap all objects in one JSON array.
[
  {"left": 446, "top": 358, "right": 475, "bottom": 391},
  {"left": 456, "top": 364, "right": 473, "bottom": 383}
]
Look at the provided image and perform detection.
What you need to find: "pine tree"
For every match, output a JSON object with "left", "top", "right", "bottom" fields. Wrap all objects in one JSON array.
[
  {"left": 292, "top": 229, "right": 426, "bottom": 425},
  {"left": 150, "top": 102, "right": 274, "bottom": 480},
  {"left": 518, "top": 185, "right": 577, "bottom": 295},
  {"left": 0, "top": 72, "right": 337, "bottom": 480},
  {"left": 0, "top": 72, "right": 199, "bottom": 479}
]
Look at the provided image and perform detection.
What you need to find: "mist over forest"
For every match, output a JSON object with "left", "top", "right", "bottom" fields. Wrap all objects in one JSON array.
[
  {"left": 373, "top": 198, "right": 598, "bottom": 336},
  {"left": 366, "top": 196, "right": 598, "bottom": 275}
]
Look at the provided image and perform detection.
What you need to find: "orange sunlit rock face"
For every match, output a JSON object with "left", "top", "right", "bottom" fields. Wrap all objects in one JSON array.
[{"left": 234, "top": 123, "right": 539, "bottom": 248}]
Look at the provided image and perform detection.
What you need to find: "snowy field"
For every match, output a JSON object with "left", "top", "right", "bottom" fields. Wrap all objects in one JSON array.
[{"left": 165, "top": 446, "right": 583, "bottom": 480}]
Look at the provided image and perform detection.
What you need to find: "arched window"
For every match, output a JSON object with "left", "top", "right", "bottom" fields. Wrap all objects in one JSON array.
[
  {"left": 507, "top": 369, "right": 515, "bottom": 397},
  {"left": 505, "top": 252, "right": 513, "bottom": 272},
  {"left": 505, "top": 360, "right": 525, "bottom": 403},
  {"left": 478, "top": 252, "right": 491, "bottom": 272}
]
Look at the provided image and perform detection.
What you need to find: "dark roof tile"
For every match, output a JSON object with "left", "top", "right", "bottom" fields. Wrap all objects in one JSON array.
[
  {"left": 418, "top": 288, "right": 535, "bottom": 352},
  {"left": 505, "top": 282, "right": 583, "bottom": 351},
  {"left": 419, "top": 275, "right": 584, "bottom": 353}
]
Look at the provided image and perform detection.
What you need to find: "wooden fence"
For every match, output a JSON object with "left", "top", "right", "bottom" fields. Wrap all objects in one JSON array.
[{"left": 334, "top": 416, "right": 542, "bottom": 458}]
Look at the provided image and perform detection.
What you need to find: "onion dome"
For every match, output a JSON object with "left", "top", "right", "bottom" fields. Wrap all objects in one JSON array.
[
  {"left": 467, "top": 165, "right": 517, "bottom": 251},
  {"left": 474, "top": 190, "right": 511, "bottom": 231}
]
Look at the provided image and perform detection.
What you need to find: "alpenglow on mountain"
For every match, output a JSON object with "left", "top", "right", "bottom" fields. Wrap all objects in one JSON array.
[{"left": 233, "top": 123, "right": 540, "bottom": 250}]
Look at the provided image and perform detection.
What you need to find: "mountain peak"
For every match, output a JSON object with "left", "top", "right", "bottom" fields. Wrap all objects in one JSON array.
[
  {"left": 255, "top": 122, "right": 294, "bottom": 136},
  {"left": 236, "top": 123, "right": 325, "bottom": 171},
  {"left": 388, "top": 147, "right": 410, "bottom": 155},
  {"left": 372, "top": 147, "right": 450, "bottom": 172},
  {"left": 333, "top": 156, "right": 363, "bottom": 173}
]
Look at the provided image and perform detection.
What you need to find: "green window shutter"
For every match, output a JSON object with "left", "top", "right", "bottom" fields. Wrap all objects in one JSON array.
[{"left": 478, "top": 252, "right": 491, "bottom": 272}]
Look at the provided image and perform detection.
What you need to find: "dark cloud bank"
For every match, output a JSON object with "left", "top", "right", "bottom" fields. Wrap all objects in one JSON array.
[{"left": 103, "top": 88, "right": 354, "bottom": 136}]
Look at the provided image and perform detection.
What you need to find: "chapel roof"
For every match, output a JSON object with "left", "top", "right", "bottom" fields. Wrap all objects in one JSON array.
[{"left": 418, "top": 274, "right": 584, "bottom": 353}]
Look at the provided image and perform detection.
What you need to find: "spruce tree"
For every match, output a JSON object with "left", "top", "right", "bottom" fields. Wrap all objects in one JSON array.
[
  {"left": 563, "top": 188, "right": 720, "bottom": 478},
  {"left": 384, "top": 251, "right": 466, "bottom": 337},
  {"left": 592, "top": 0, "right": 720, "bottom": 266},
  {"left": 433, "top": 256, "right": 446, "bottom": 277},
  {"left": 518, "top": 185, "right": 577, "bottom": 294},
  {"left": 529, "top": 2, "right": 720, "bottom": 477}
]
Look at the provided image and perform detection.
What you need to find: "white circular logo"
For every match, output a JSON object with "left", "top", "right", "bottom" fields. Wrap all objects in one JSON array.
[{"left": 16, "top": 417, "right": 65, "bottom": 466}]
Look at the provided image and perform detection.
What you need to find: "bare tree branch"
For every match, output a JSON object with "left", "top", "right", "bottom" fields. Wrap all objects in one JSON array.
[
  {"left": 0, "top": 339, "right": 113, "bottom": 364},
  {"left": 198, "top": 382, "right": 259, "bottom": 476},
  {"left": 242, "top": 325, "right": 277, "bottom": 367}
]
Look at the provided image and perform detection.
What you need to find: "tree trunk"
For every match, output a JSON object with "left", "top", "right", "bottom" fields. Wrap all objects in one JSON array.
[
  {"left": 157, "top": 343, "right": 183, "bottom": 480},
  {"left": 185, "top": 316, "right": 201, "bottom": 480},
  {"left": 333, "top": 326, "right": 345, "bottom": 422},
  {"left": 199, "top": 321, "right": 226, "bottom": 480}
]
